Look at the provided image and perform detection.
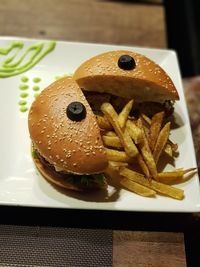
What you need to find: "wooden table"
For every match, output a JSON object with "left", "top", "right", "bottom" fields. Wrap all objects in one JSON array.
[{"left": 0, "top": 1, "right": 199, "bottom": 266}]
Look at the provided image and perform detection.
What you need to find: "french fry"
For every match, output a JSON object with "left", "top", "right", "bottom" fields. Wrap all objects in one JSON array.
[
  {"left": 105, "top": 131, "right": 117, "bottom": 137},
  {"left": 96, "top": 115, "right": 112, "bottom": 130},
  {"left": 153, "top": 122, "right": 171, "bottom": 163},
  {"left": 126, "top": 120, "right": 143, "bottom": 144},
  {"left": 158, "top": 169, "right": 184, "bottom": 183},
  {"left": 107, "top": 161, "right": 128, "bottom": 172},
  {"left": 141, "top": 113, "right": 178, "bottom": 153},
  {"left": 180, "top": 168, "right": 197, "bottom": 183},
  {"left": 148, "top": 112, "right": 164, "bottom": 151},
  {"left": 120, "top": 167, "right": 184, "bottom": 200},
  {"left": 158, "top": 168, "right": 197, "bottom": 184},
  {"left": 164, "top": 143, "right": 173, "bottom": 157},
  {"left": 123, "top": 127, "right": 139, "bottom": 158},
  {"left": 137, "top": 154, "right": 150, "bottom": 178},
  {"left": 141, "top": 114, "right": 178, "bottom": 152},
  {"left": 141, "top": 113, "right": 151, "bottom": 125},
  {"left": 102, "top": 135, "right": 122, "bottom": 149},
  {"left": 101, "top": 103, "right": 138, "bottom": 158},
  {"left": 137, "top": 118, "right": 158, "bottom": 179},
  {"left": 99, "top": 100, "right": 194, "bottom": 200},
  {"left": 118, "top": 100, "right": 134, "bottom": 129},
  {"left": 109, "top": 161, "right": 129, "bottom": 168},
  {"left": 121, "top": 178, "right": 156, "bottom": 197},
  {"left": 106, "top": 148, "right": 130, "bottom": 162}
]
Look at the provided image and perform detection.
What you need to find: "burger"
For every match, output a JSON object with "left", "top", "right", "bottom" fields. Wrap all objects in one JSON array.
[
  {"left": 28, "top": 77, "right": 108, "bottom": 191},
  {"left": 73, "top": 50, "right": 179, "bottom": 118},
  {"left": 28, "top": 50, "right": 179, "bottom": 193}
]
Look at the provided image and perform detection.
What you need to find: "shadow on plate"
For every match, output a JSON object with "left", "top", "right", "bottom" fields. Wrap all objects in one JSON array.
[
  {"left": 37, "top": 173, "right": 121, "bottom": 203},
  {"left": 157, "top": 152, "right": 178, "bottom": 172},
  {"left": 168, "top": 111, "right": 184, "bottom": 130}
]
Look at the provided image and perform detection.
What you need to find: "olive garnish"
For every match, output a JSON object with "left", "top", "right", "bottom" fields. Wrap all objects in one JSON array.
[
  {"left": 118, "top": 55, "right": 136, "bottom": 70},
  {"left": 66, "top": 101, "right": 86, "bottom": 121}
]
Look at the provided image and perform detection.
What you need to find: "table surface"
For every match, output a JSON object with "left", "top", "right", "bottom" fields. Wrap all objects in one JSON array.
[{"left": 0, "top": 1, "right": 199, "bottom": 267}]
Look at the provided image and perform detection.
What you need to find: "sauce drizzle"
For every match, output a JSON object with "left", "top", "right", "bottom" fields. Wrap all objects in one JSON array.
[{"left": 0, "top": 41, "right": 56, "bottom": 78}]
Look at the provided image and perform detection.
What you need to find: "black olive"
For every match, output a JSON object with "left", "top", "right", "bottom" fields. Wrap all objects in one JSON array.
[
  {"left": 118, "top": 55, "right": 136, "bottom": 70},
  {"left": 66, "top": 101, "right": 86, "bottom": 121}
]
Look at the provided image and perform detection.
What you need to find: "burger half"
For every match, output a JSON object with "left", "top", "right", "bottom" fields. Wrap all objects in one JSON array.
[
  {"left": 73, "top": 50, "right": 179, "bottom": 117},
  {"left": 28, "top": 77, "right": 108, "bottom": 191}
]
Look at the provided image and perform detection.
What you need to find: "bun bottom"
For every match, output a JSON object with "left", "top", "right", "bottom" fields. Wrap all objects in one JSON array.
[{"left": 33, "top": 157, "right": 107, "bottom": 192}]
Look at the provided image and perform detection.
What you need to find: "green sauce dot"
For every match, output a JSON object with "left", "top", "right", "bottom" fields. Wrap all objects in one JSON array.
[
  {"left": 21, "top": 76, "right": 29, "bottom": 83},
  {"left": 18, "top": 100, "right": 27, "bottom": 106},
  {"left": 20, "top": 92, "right": 29, "bottom": 98},
  {"left": 33, "top": 77, "right": 41, "bottom": 83},
  {"left": 34, "top": 93, "right": 40, "bottom": 98},
  {"left": 20, "top": 106, "right": 28, "bottom": 112},
  {"left": 33, "top": 85, "right": 40, "bottom": 91},
  {"left": 55, "top": 73, "right": 74, "bottom": 81},
  {"left": 19, "top": 84, "right": 29, "bottom": 90}
]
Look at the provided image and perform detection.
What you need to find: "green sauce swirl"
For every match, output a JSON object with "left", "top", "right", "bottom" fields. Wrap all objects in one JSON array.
[{"left": 0, "top": 41, "right": 56, "bottom": 78}]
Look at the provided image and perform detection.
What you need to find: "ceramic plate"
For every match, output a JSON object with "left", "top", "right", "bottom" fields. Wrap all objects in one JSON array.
[{"left": 0, "top": 37, "right": 199, "bottom": 212}]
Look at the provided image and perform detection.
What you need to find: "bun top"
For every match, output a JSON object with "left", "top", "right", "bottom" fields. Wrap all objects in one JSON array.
[
  {"left": 74, "top": 50, "right": 179, "bottom": 103},
  {"left": 28, "top": 77, "right": 108, "bottom": 175}
]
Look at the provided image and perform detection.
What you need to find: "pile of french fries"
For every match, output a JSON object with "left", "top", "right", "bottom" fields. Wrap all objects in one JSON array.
[{"left": 97, "top": 100, "right": 196, "bottom": 200}]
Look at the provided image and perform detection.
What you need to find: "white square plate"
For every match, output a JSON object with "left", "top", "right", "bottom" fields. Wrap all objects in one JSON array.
[{"left": 0, "top": 37, "right": 200, "bottom": 212}]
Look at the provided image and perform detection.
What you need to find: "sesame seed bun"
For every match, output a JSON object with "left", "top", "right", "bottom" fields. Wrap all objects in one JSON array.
[
  {"left": 73, "top": 50, "right": 179, "bottom": 103},
  {"left": 28, "top": 77, "right": 108, "bottom": 177}
]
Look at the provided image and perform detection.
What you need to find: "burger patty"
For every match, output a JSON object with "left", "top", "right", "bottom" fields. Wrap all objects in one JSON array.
[
  {"left": 83, "top": 91, "right": 174, "bottom": 117},
  {"left": 33, "top": 149, "right": 106, "bottom": 189}
]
